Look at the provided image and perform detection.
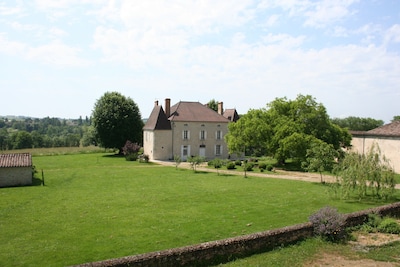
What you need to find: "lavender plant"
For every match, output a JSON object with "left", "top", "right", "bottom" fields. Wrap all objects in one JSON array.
[{"left": 309, "top": 206, "right": 346, "bottom": 242}]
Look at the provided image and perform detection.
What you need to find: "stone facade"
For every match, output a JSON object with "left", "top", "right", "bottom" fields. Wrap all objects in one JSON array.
[
  {"left": 143, "top": 99, "right": 234, "bottom": 161},
  {"left": 171, "top": 121, "right": 229, "bottom": 161},
  {"left": 0, "top": 153, "right": 32, "bottom": 187}
]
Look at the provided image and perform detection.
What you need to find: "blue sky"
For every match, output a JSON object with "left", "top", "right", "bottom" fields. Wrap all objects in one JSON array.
[{"left": 0, "top": 1, "right": 399, "bottom": 123}]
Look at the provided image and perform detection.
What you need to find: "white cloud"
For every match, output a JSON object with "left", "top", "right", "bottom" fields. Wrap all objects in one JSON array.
[
  {"left": 304, "top": 0, "right": 359, "bottom": 28},
  {"left": 0, "top": 33, "right": 26, "bottom": 55},
  {"left": 0, "top": 2, "right": 24, "bottom": 16},
  {"left": 383, "top": 24, "right": 400, "bottom": 45},
  {"left": 27, "top": 40, "right": 90, "bottom": 67}
]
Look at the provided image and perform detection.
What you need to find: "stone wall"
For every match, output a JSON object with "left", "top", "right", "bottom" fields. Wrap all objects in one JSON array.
[
  {"left": 74, "top": 202, "right": 400, "bottom": 267},
  {"left": 0, "top": 166, "right": 32, "bottom": 187}
]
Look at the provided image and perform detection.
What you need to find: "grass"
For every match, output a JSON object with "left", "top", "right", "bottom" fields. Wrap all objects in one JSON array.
[
  {"left": 220, "top": 238, "right": 400, "bottom": 266},
  {"left": 1, "top": 152, "right": 399, "bottom": 266}
]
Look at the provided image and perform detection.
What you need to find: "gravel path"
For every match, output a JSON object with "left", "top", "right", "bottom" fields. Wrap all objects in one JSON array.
[{"left": 152, "top": 160, "right": 400, "bottom": 189}]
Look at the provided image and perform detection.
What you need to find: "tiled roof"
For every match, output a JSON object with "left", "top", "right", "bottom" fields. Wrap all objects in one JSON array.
[
  {"left": 169, "top": 101, "right": 230, "bottom": 123},
  {"left": 367, "top": 120, "right": 400, "bottom": 137},
  {"left": 143, "top": 105, "right": 171, "bottom": 130},
  {"left": 0, "top": 153, "right": 32, "bottom": 168},
  {"left": 351, "top": 121, "right": 400, "bottom": 137},
  {"left": 223, "top": 109, "right": 240, "bottom": 122}
]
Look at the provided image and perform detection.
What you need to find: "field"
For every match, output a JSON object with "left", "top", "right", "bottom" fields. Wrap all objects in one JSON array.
[{"left": 1, "top": 151, "right": 399, "bottom": 266}]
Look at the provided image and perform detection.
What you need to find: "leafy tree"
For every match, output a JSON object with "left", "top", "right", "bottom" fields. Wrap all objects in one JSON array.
[
  {"left": 187, "top": 155, "right": 204, "bottom": 172},
  {"left": 174, "top": 154, "right": 181, "bottom": 169},
  {"left": 225, "top": 109, "right": 272, "bottom": 157},
  {"left": 12, "top": 131, "right": 33, "bottom": 149},
  {"left": 213, "top": 158, "right": 223, "bottom": 175},
  {"left": 225, "top": 94, "right": 351, "bottom": 165},
  {"left": 92, "top": 92, "right": 143, "bottom": 153},
  {"left": 80, "top": 126, "right": 97, "bottom": 147},
  {"left": 302, "top": 141, "right": 338, "bottom": 183},
  {"left": 392, "top": 116, "right": 400, "bottom": 122},
  {"left": 0, "top": 128, "right": 9, "bottom": 150},
  {"left": 334, "top": 144, "right": 395, "bottom": 200},
  {"left": 331, "top": 116, "right": 384, "bottom": 131},
  {"left": 207, "top": 99, "right": 218, "bottom": 112}
]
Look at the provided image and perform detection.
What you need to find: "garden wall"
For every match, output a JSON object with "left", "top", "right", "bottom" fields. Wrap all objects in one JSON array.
[{"left": 74, "top": 202, "right": 400, "bottom": 267}]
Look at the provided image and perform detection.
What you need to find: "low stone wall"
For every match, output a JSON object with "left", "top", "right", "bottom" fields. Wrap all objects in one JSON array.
[{"left": 75, "top": 202, "right": 400, "bottom": 267}]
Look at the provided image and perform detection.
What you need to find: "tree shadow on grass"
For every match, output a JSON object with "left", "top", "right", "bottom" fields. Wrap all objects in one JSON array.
[{"left": 102, "top": 153, "right": 124, "bottom": 158}]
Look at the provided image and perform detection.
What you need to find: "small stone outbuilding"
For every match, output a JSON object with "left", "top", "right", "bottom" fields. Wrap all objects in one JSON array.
[{"left": 0, "top": 153, "right": 33, "bottom": 187}]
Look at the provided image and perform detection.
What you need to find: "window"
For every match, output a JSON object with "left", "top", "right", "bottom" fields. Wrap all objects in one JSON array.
[
  {"left": 183, "top": 130, "right": 190, "bottom": 140},
  {"left": 216, "top": 130, "right": 222, "bottom": 140},
  {"left": 215, "top": 145, "right": 222, "bottom": 156},
  {"left": 183, "top": 145, "right": 188, "bottom": 156},
  {"left": 200, "top": 130, "right": 206, "bottom": 140}
]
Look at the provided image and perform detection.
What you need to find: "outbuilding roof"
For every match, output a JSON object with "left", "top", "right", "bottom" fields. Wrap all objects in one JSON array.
[
  {"left": 351, "top": 121, "right": 400, "bottom": 138},
  {"left": 366, "top": 120, "right": 400, "bottom": 137},
  {"left": 0, "top": 153, "right": 32, "bottom": 168}
]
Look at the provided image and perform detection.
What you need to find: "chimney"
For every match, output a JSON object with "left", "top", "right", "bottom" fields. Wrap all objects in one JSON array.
[
  {"left": 218, "top": 102, "right": 223, "bottom": 115},
  {"left": 165, "top": 98, "right": 171, "bottom": 117},
  {"left": 154, "top": 100, "right": 159, "bottom": 106}
]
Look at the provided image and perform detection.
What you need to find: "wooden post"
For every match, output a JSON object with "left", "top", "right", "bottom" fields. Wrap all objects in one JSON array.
[{"left": 41, "top": 169, "right": 45, "bottom": 186}]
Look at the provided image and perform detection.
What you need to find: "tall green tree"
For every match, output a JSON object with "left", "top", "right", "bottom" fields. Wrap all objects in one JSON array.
[
  {"left": 207, "top": 99, "right": 218, "bottom": 112},
  {"left": 225, "top": 109, "right": 272, "bottom": 157},
  {"left": 225, "top": 94, "right": 351, "bottom": 164},
  {"left": 302, "top": 141, "right": 338, "bottom": 183},
  {"left": 92, "top": 92, "right": 143, "bottom": 153}
]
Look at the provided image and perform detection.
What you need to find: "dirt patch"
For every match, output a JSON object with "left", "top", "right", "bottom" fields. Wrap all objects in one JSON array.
[
  {"left": 307, "top": 252, "right": 398, "bottom": 267},
  {"left": 306, "top": 231, "right": 400, "bottom": 267}
]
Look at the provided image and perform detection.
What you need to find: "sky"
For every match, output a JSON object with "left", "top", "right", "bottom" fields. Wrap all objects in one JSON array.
[{"left": 0, "top": 0, "right": 399, "bottom": 123}]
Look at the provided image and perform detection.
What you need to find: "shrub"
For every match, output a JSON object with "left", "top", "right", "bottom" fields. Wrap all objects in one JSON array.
[
  {"left": 235, "top": 160, "right": 241, "bottom": 166},
  {"left": 243, "top": 162, "right": 254, "bottom": 171},
  {"left": 122, "top": 140, "right": 141, "bottom": 161},
  {"left": 259, "top": 163, "right": 267, "bottom": 171},
  {"left": 138, "top": 154, "right": 149, "bottom": 163},
  {"left": 266, "top": 164, "right": 274, "bottom": 172},
  {"left": 226, "top": 161, "right": 236, "bottom": 170},
  {"left": 377, "top": 218, "right": 400, "bottom": 234},
  {"left": 309, "top": 206, "right": 346, "bottom": 242}
]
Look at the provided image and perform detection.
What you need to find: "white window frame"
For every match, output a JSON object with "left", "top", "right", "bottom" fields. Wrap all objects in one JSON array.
[
  {"left": 199, "top": 130, "right": 207, "bottom": 140},
  {"left": 183, "top": 130, "right": 190, "bottom": 140},
  {"left": 216, "top": 130, "right": 222, "bottom": 140},
  {"left": 215, "top": 144, "right": 222, "bottom": 156}
]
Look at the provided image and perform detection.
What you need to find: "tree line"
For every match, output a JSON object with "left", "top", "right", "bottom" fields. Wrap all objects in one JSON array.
[{"left": 0, "top": 116, "right": 96, "bottom": 150}]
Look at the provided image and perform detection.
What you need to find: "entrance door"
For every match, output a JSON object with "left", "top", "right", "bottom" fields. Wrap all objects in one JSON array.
[
  {"left": 181, "top": 145, "right": 190, "bottom": 161},
  {"left": 199, "top": 145, "right": 206, "bottom": 157}
]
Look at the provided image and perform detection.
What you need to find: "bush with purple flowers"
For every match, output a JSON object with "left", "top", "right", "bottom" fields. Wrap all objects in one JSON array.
[
  {"left": 309, "top": 206, "right": 346, "bottom": 242},
  {"left": 122, "top": 140, "right": 141, "bottom": 161}
]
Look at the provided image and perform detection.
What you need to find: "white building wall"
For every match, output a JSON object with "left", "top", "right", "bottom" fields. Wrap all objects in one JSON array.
[
  {"left": 0, "top": 167, "right": 32, "bottom": 187},
  {"left": 351, "top": 136, "right": 400, "bottom": 173},
  {"left": 171, "top": 121, "right": 229, "bottom": 161},
  {"left": 143, "top": 130, "right": 173, "bottom": 160}
]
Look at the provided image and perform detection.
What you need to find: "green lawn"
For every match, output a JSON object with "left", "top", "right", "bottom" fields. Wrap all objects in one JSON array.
[{"left": 1, "top": 153, "right": 399, "bottom": 266}]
